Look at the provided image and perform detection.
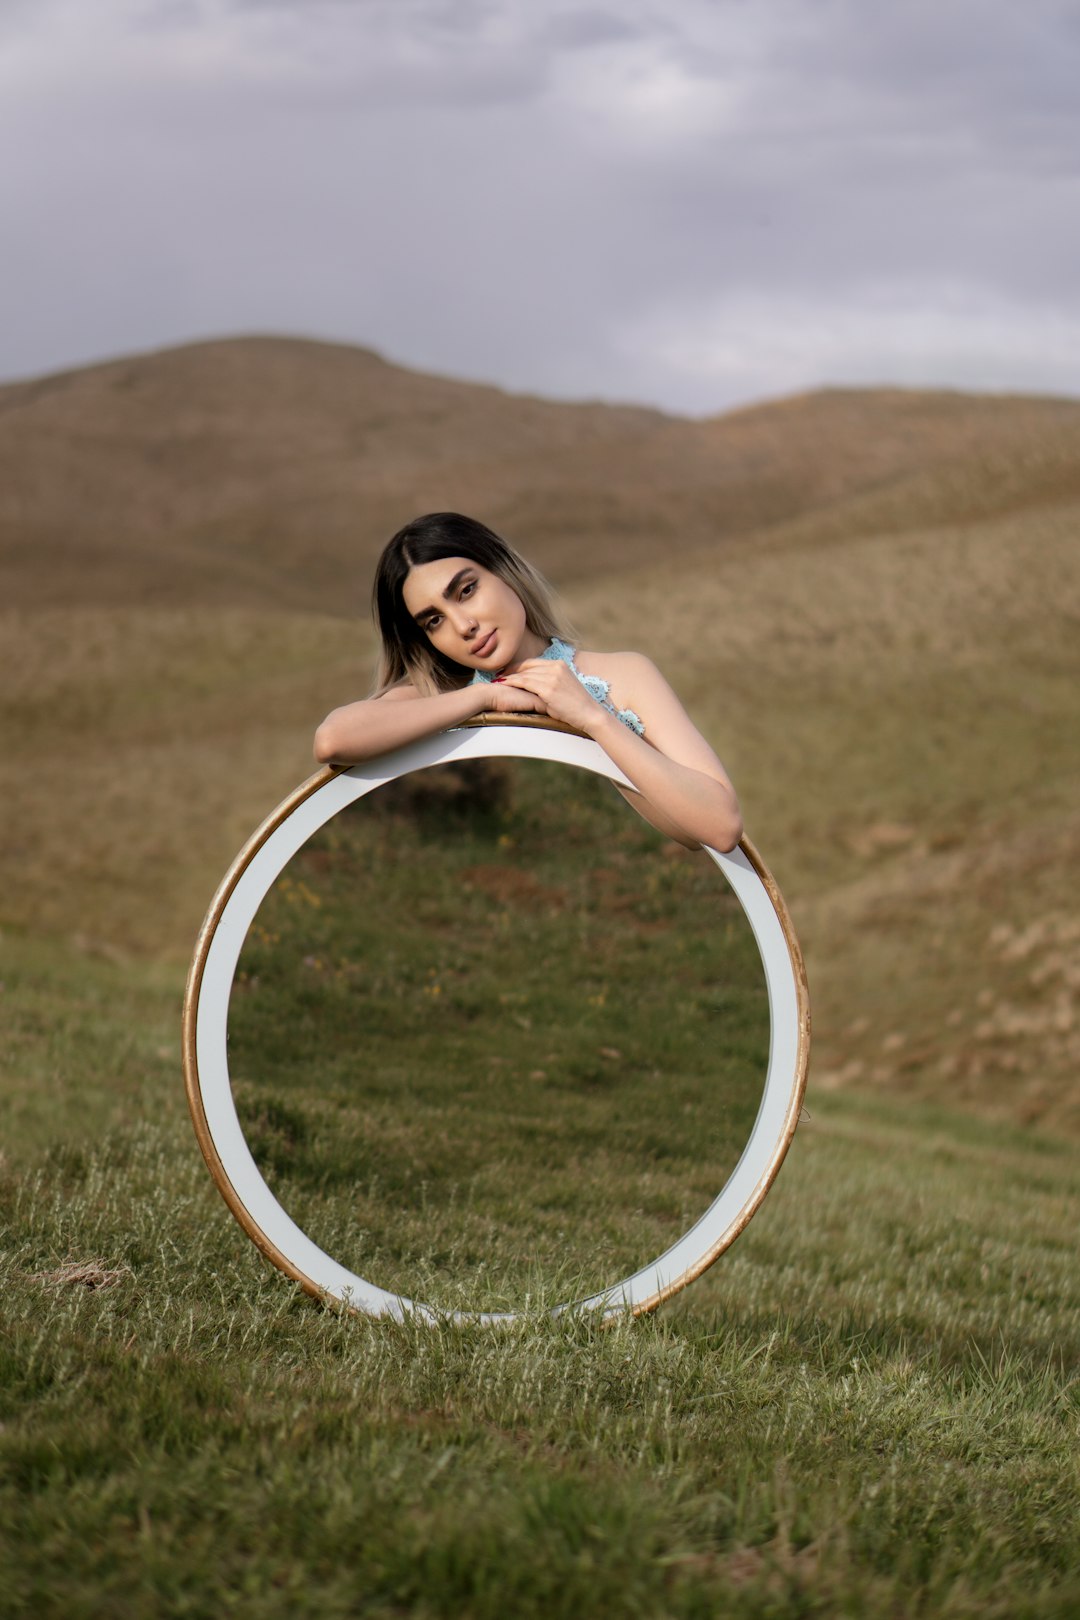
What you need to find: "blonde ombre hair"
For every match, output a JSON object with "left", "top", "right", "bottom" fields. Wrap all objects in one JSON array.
[{"left": 371, "top": 513, "right": 573, "bottom": 695}]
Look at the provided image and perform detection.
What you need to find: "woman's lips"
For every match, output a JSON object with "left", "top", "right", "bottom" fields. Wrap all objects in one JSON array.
[{"left": 471, "top": 630, "right": 497, "bottom": 658}]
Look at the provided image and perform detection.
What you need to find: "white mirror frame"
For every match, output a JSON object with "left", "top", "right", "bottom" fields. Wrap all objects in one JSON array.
[{"left": 183, "top": 720, "right": 810, "bottom": 1322}]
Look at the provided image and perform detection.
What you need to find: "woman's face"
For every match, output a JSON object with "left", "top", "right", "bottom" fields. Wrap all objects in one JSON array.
[{"left": 401, "top": 556, "right": 541, "bottom": 671}]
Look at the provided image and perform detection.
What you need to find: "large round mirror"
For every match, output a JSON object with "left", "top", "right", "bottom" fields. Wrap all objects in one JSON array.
[{"left": 183, "top": 721, "right": 809, "bottom": 1321}]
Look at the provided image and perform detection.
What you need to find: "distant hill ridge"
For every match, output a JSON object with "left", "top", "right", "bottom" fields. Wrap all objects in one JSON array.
[{"left": 2, "top": 334, "right": 1079, "bottom": 613}]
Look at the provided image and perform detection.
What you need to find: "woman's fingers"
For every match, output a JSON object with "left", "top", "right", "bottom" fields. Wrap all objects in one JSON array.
[
  {"left": 492, "top": 684, "right": 547, "bottom": 713},
  {"left": 500, "top": 665, "right": 598, "bottom": 730},
  {"left": 501, "top": 668, "right": 561, "bottom": 692}
]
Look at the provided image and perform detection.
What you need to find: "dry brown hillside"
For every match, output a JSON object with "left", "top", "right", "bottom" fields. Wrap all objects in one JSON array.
[
  {"left": 2, "top": 336, "right": 1079, "bottom": 1134},
  {"left": 4, "top": 336, "right": 1080, "bottom": 612}
]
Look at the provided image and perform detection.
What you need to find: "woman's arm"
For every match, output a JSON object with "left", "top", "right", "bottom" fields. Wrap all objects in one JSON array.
[
  {"left": 313, "top": 679, "right": 544, "bottom": 764},
  {"left": 609, "top": 781, "right": 710, "bottom": 850},
  {"left": 498, "top": 653, "right": 743, "bottom": 852}
]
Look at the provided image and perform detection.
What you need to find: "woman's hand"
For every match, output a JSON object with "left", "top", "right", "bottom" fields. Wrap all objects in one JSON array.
[
  {"left": 497, "top": 659, "right": 602, "bottom": 732},
  {"left": 482, "top": 677, "right": 549, "bottom": 717}
]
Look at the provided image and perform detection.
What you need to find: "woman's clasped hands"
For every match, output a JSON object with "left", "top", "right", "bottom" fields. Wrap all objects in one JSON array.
[{"left": 490, "top": 658, "right": 604, "bottom": 733}]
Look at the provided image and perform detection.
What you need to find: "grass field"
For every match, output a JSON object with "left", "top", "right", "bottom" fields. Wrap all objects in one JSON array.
[
  {"left": 2, "top": 342, "right": 1079, "bottom": 1614},
  {"left": 2, "top": 922, "right": 1077, "bottom": 1615}
]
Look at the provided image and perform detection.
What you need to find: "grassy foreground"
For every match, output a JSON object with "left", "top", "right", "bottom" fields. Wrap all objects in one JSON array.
[{"left": 2, "top": 835, "right": 1078, "bottom": 1616}]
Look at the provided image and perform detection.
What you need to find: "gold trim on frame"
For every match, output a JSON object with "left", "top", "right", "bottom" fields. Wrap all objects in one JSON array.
[
  {"left": 459, "top": 711, "right": 582, "bottom": 735},
  {"left": 182, "top": 767, "right": 339, "bottom": 1302}
]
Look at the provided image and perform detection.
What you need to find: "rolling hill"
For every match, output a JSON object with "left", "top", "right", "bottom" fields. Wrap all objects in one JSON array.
[
  {"left": 4, "top": 335, "right": 1079, "bottom": 611},
  {"left": 2, "top": 336, "right": 1078, "bottom": 1132}
]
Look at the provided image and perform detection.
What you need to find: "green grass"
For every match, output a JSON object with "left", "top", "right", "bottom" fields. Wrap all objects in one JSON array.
[
  {"left": 2, "top": 783, "right": 1078, "bottom": 1617},
  {"left": 2, "top": 1095, "right": 1077, "bottom": 1616},
  {"left": 228, "top": 761, "right": 768, "bottom": 1312}
]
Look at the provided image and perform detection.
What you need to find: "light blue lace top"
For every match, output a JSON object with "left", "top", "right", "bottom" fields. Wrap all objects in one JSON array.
[{"left": 471, "top": 637, "right": 645, "bottom": 736}]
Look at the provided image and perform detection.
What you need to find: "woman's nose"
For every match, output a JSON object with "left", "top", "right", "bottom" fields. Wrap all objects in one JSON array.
[{"left": 450, "top": 604, "right": 478, "bottom": 636}]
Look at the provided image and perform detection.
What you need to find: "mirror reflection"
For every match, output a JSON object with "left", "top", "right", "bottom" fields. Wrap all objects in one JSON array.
[{"left": 227, "top": 758, "right": 769, "bottom": 1313}]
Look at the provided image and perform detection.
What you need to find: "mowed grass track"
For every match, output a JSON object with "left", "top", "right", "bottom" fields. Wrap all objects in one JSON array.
[{"left": 1, "top": 928, "right": 1077, "bottom": 1616}]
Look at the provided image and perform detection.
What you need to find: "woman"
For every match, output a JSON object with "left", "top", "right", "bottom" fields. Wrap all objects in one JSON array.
[{"left": 314, "top": 513, "right": 742, "bottom": 852}]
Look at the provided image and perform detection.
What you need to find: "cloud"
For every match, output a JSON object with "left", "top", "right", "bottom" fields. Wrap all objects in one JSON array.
[
  {"left": 0, "top": 0, "right": 1077, "bottom": 411},
  {"left": 621, "top": 281, "right": 1080, "bottom": 414}
]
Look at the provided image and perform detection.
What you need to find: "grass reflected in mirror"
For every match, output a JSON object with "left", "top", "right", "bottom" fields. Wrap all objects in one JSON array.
[{"left": 228, "top": 760, "right": 769, "bottom": 1312}]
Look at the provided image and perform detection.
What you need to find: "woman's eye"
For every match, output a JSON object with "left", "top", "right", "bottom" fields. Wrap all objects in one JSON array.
[
  {"left": 425, "top": 615, "right": 442, "bottom": 631},
  {"left": 461, "top": 580, "right": 476, "bottom": 598}
]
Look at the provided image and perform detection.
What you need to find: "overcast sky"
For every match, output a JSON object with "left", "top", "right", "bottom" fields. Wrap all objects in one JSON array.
[{"left": 2, "top": 0, "right": 1078, "bottom": 413}]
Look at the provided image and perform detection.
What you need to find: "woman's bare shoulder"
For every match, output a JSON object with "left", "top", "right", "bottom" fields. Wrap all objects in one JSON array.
[
  {"left": 572, "top": 648, "right": 654, "bottom": 678},
  {"left": 573, "top": 650, "right": 722, "bottom": 759},
  {"left": 572, "top": 648, "right": 660, "bottom": 691}
]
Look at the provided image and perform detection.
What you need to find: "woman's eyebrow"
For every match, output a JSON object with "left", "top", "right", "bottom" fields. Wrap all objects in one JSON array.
[{"left": 412, "top": 567, "right": 474, "bottom": 621}]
